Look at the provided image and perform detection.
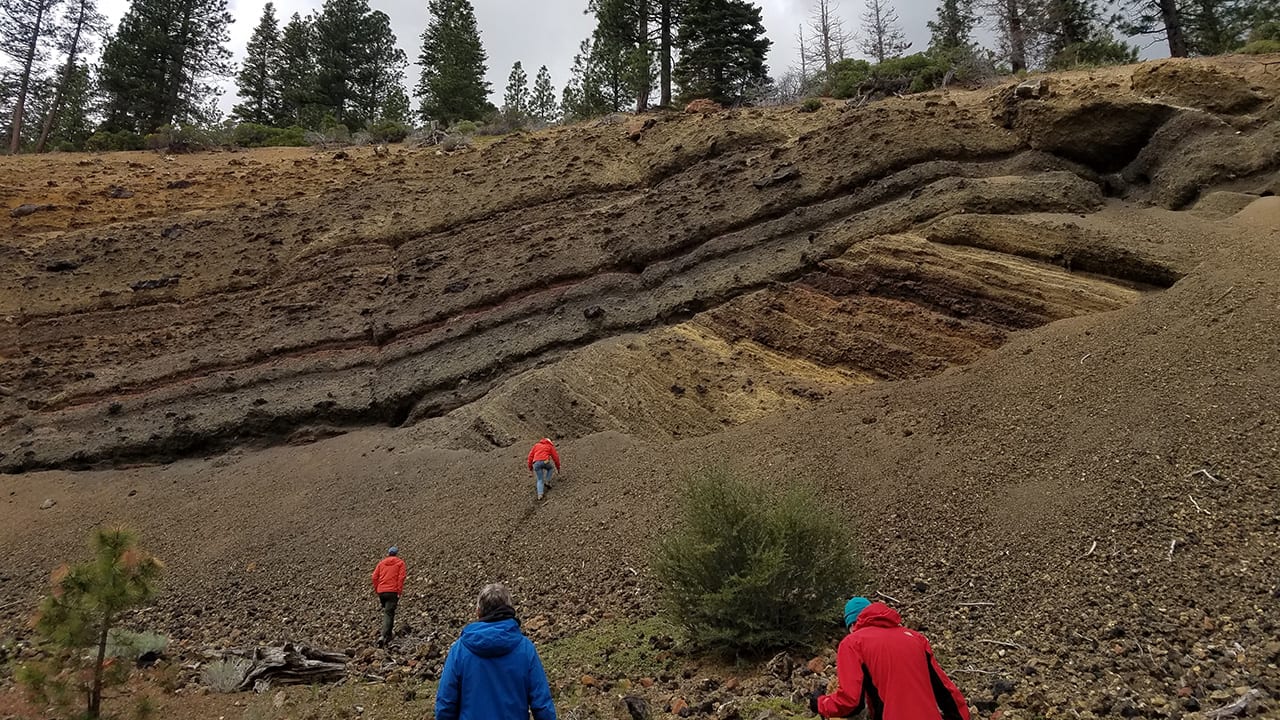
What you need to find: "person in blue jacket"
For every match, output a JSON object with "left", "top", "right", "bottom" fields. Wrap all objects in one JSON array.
[{"left": 435, "top": 583, "right": 557, "bottom": 720}]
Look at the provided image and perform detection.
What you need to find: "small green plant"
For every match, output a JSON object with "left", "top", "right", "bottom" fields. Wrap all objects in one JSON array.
[
  {"left": 202, "top": 656, "right": 251, "bottom": 693},
  {"left": 19, "top": 527, "right": 163, "bottom": 719},
  {"left": 653, "top": 468, "right": 864, "bottom": 654},
  {"left": 799, "top": 97, "right": 823, "bottom": 113},
  {"left": 105, "top": 629, "right": 167, "bottom": 659}
]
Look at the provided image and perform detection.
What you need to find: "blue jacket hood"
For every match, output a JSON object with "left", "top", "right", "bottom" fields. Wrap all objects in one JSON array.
[{"left": 460, "top": 619, "right": 525, "bottom": 658}]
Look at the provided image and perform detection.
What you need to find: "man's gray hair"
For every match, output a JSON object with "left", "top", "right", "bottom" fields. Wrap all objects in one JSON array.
[{"left": 477, "top": 583, "right": 512, "bottom": 616}]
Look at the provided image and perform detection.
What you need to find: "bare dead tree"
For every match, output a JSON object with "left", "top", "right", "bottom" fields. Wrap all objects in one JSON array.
[
  {"left": 859, "top": 0, "right": 910, "bottom": 63},
  {"left": 809, "top": 0, "right": 853, "bottom": 75}
]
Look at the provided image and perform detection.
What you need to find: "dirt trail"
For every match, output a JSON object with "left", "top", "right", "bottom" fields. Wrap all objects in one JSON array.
[{"left": 2, "top": 56, "right": 1280, "bottom": 719}]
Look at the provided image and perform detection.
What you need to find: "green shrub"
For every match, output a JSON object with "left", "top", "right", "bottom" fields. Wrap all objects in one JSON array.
[
  {"left": 449, "top": 120, "right": 478, "bottom": 136},
  {"left": 653, "top": 468, "right": 864, "bottom": 653},
  {"left": 1048, "top": 35, "right": 1139, "bottom": 70},
  {"left": 826, "top": 58, "right": 873, "bottom": 98},
  {"left": 230, "top": 123, "right": 308, "bottom": 148},
  {"left": 54, "top": 141, "right": 78, "bottom": 153},
  {"left": 144, "top": 124, "right": 223, "bottom": 153},
  {"left": 84, "top": 130, "right": 145, "bottom": 152},
  {"left": 1249, "top": 20, "right": 1280, "bottom": 42},
  {"left": 1239, "top": 38, "right": 1280, "bottom": 53},
  {"left": 368, "top": 120, "right": 412, "bottom": 143},
  {"left": 799, "top": 97, "right": 823, "bottom": 113}
]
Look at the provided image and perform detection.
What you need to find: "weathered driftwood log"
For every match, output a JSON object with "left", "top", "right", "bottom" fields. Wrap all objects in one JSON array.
[{"left": 235, "top": 644, "right": 349, "bottom": 691}]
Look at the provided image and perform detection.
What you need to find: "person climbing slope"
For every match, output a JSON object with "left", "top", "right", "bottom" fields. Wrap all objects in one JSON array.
[
  {"left": 370, "top": 546, "right": 406, "bottom": 647},
  {"left": 526, "top": 438, "right": 561, "bottom": 501},
  {"left": 810, "top": 597, "right": 969, "bottom": 720}
]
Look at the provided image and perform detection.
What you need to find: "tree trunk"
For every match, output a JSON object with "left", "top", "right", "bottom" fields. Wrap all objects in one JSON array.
[
  {"left": 635, "top": 0, "right": 650, "bottom": 112},
  {"left": 9, "top": 0, "right": 51, "bottom": 154},
  {"left": 37, "top": 0, "right": 87, "bottom": 153},
  {"left": 89, "top": 613, "right": 111, "bottom": 718},
  {"left": 659, "top": 0, "right": 671, "bottom": 106},
  {"left": 819, "top": 0, "right": 832, "bottom": 75},
  {"left": 1161, "top": 0, "right": 1188, "bottom": 57},
  {"left": 1006, "top": 0, "right": 1027, "bottom": 73}
]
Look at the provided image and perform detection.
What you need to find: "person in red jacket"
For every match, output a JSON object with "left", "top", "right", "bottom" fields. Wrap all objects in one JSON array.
[
  {"left": 811, "top": 598, "right": 969, "bottom": 720},
  {"left": 371, "top": 546, "right": 407, "bottom": 647},
  {"left": 526, "top": 438, "right": 561, "bottom": 501}
]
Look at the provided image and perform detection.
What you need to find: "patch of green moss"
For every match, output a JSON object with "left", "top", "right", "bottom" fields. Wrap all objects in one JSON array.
[
  {"left": 741, "top": 696, "right": 809, "bottom": 718},
  {"left": 539, "top": 616, "right": 682, "bottom": 678}
]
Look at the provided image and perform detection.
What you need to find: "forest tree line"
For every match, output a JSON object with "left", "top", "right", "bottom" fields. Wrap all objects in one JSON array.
[{"left": 1, "top": 0, "right": 1277, "bottom": 153}]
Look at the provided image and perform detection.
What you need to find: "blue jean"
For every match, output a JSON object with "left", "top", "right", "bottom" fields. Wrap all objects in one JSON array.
[{"left": 533, "top": 460, "right": 555, "bottom": 496}]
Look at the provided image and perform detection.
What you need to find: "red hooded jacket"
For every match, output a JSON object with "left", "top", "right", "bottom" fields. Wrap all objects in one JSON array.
[
  {"left": 526, "top": 439, "right": 561, "bottom": 471},
  {"left": 817, "top": 603, "right": 969, "bottom": 720},
  {"left": 371, "top": 556, "right": 406, "bottom": 595}
]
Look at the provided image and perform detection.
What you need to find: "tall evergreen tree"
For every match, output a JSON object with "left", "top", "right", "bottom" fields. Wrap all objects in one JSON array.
[
  {"left": 1181, "top": 0, "right": 1249, "bottom": 53},
  {"left": 97, "top": 0, "right": 232, "bottom": 132},
  {"left": 233, "top": 2, "right": 281, "bottom": 125},
  {"left": 859, "top": 0, "right": 910, "bottom": 62},
  {"left": 274, "top": 13, "right": 315, "bottom": 126},
  {"left": 530, "top": 64, "right": 558, "bottom": 123},
  {"left": 1040, "top": 0, "right": 1096, "bottom": 56},
  {"left": 1, "top": 0, "right": 63, "bottom": 152},
  {"left": 982, "top": 0, "right": 1035, "bottom": 70},
  {"left": 674, "top": 0, "right": 770, "bottom": 106},
  {"left": 588, "top": 0, "right": 655, "bottom": 111},
  {"left": 502, "top": 60, "right": 529, "bottom": 120},
  {"left": 35, "top": 0, "right": 103, "bottom": 151},
  {"left": 928, "top": 0, "right": 978, "bottom": 50},
  {"left": 416, "top": 0, "right": 489, "bottom": 124},
  {"left": 36, "top": 61, "right": 94, "bottom": 148},
  {"left": 1113, "top": 0, "right": 1188, "bottom": 56},
  {"left": 352, "top": 9, "right": 407, "bottom": 124},
  {"left": 380, "top": 83, "right": 411, "bottom": 123}
]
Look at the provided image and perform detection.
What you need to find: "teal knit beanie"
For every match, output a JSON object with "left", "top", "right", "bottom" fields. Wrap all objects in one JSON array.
[{"left": 843, "top": 596, "right": 871, "bottom": 627}]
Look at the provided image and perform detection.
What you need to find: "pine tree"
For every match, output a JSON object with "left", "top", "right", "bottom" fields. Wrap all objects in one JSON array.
[
  {"left": 416, "top": 0, "right": 490, "bottom": 124},
  {"left": 381, "top": 82, "right": 411, "bottom": 123},
  {"left": 859, "top": 0, "right": 910, "bottom": 62},
  {"left": 1, "top": 0, "right": 64, "bottom": 152},
  {"left": 35, "top": 0, "right": 104, "bottom": 151},
  {"left": 530, "top": 64, "right": 558, "bottom": 124},
  {"left": 36, "top": 61, "right": 93, "bottom": 148},
  {"left": 674, "top": 0, "right": 771, "bottom": 106},
  {"left": 502, "top": 60, "right": 529, "bottom": 122},
  {"left": 588, "top": 0, "right": 655, "bottom": 111},
  {"left": 23, "top": 528, "right": 162, "bottom": 719},
  {"left": 981, "top": 0, "right": 1034, "bottom": 70},
  {"left": 274, "top": 13, "right": 315, "bottom": 126},
  {"left": 1113, "top": 0, "right": 1188, "bottom": 56},
  {"left": 1182, "top": 0, "right": 1250, "bottom": 53},
  {"left": 352, "top": 9, "right": 406, "bottom": 124},
  {"left": 1040, "top": 0, "right": 1096, "bottom": 57},
  {"left": 233, "top": 2, "right": 281, "bottom": 125},
  {"left": 98, "top": 0, "right": 232, "bottom": 132},
  {"left": 928, "top": 0, "right": 978, "bottom": 50}
]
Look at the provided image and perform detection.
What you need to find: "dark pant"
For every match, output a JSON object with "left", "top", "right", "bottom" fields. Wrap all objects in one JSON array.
[{"left": 379, "top": 592, "right": 399, "bottom": 643}]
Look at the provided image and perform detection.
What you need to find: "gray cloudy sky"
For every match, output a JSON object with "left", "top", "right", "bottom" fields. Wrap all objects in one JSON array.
[{"left": 95, "top": 0, "right": 957, "bottom": 113}]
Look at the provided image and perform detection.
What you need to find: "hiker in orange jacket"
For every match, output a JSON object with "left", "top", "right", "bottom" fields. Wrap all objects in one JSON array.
[
  {"left": 371, "top": 547, "right": 406, "bottom": 647},
  {"left": 526, "top": 438, "right": 561, "bottom": 501}
]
